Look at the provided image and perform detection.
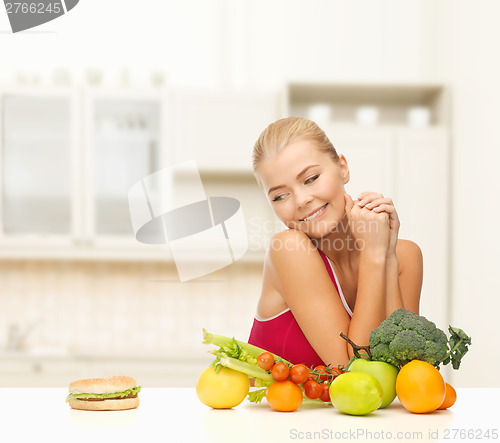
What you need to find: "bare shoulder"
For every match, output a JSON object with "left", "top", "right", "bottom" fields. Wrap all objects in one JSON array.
[
  {"left": 268, "top": 229, "right": 318, "bottom": 256},
  {"left": 396, "top": 239, "right": 423, "bottom": 270},
  {"left": 265, "top": 229, "right": 329, "bottom": 293}
]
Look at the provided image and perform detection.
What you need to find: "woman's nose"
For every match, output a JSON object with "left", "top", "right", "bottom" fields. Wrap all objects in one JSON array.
[{"left": 296, "top": 190, "right": 313, "bottom": 208}]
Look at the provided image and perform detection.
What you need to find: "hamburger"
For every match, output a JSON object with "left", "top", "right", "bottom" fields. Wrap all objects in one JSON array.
[{"left": 66, "top": 376, "right": 141, "bottom": 411}]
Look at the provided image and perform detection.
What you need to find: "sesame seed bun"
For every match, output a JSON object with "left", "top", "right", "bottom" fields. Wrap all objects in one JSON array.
[
  {"left": 69, "top": 376, "right": 137, "bottom": 395},
  {"left": 68, "top": 396, "right": 140, "bottom": 411}
]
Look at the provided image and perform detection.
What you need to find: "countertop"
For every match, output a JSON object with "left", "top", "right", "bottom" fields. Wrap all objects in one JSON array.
[{"left": 1, "top": 388, "right": 498, "bottom": 443}]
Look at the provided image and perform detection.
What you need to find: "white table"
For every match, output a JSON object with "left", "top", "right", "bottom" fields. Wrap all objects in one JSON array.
[{"left": 1, "top": 388, "right": 498, "bottom": 442}]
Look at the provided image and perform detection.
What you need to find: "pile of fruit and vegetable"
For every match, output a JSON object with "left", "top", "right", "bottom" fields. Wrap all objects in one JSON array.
[{"left": 196, "top": 309, "right": 471, "bottom": 415}]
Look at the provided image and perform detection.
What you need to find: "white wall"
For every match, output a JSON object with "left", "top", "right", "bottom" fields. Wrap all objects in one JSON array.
[
  {"left": 0, "top": 0, "right": 439, "bottom": 87},
  {"left": 1, "top": 0, "right": 498, "bottom": 386},
  {"left": 439, "top": 0, "right": 500, "bottom": 387}
]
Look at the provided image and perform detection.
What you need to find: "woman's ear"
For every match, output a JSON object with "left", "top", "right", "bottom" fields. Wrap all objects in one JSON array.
[{"left": 338, "top": 154, "right": 350, "bottom": 184}]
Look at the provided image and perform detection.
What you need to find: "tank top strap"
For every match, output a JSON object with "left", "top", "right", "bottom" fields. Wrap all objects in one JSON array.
[{"left": 317, "top": 249, "right": 353, "bottom": 318}]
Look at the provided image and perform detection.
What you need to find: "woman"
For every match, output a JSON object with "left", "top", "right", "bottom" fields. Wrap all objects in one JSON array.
[{"left": 248, "top": 117, "right": 423, "bottom": 368}]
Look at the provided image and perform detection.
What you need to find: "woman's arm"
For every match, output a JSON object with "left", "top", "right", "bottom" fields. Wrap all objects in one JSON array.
[
  {"left": 394, "top": 239, "right": 423, "bottom": 314},
  {"left": 381, "top": 242, "right": 423, "bottom": 316},
  {"left": 267, "top": 229, "right": 353, "bottom": 367},
  {"left": 343, "top": 194, "right": 391, "bottom": 356},
  {"left": 385, "top": 256, "right": 404, "bottom": 315},
  {"left": 346, "top": 250, "right": 387, "bottom": 356}
]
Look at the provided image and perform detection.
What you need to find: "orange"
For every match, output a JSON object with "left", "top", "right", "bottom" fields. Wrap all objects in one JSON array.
[
  {"left": 396, "top": 360, "right": 446, "bottom": 413},
  {"left": 266, "top": 380, "right": 303, "bottom": 412},
  {"left": 438, "top": 382, "right": 457, "bottom": 409}
]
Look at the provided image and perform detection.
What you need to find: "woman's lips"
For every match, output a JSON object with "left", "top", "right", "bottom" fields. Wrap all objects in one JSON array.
[{"left": 300, "top": 203, "right": 328, "bottom": 221}]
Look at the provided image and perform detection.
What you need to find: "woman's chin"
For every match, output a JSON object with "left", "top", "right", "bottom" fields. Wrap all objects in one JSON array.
[
  {"left": 301, "top": 222, "right": 343, "bottom": 239},
  {"left": 285, "top": 216, "right": 344, "bottom": 239}
]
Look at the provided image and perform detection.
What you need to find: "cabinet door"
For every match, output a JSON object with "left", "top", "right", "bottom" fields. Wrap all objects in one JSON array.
[
  {"left": 0, "top": 91, "right": 78, "bottom": 242},
  {"left": 174, "top": 91, "right": 280, "bottom": 171},
  {"left": 323, "top": 125, "right": 395, "bottom": 198},
  {"left": 85, "top": 94, "right": 163, "bottom": 240},
  {"left": 395, "top": 128, "right": 449, "bottom": 328}
]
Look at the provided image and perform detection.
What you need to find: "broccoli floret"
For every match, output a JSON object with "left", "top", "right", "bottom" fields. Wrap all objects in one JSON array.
[
  {"left": 370, "top": 343, "right": 394, "bottom": 365},
  {"left": 369, "top": 308, "right": 466, "bottom": 369},
  {"left": 389, "top": 330, "right": 426, "bottom": 363},
  {"left": 369, "top": 322, "right": 403, "bottom": 347}
]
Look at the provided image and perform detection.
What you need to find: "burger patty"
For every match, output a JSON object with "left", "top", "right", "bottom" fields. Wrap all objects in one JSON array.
[{"left": 78, "top": 393, "right": 138, "bottom": 402}]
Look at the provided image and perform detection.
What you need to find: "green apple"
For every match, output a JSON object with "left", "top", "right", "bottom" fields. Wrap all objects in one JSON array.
[
  {"left": 329, "top": 372, "right": 383, "bottom": 415},
  {"left": 348, "top": 358, "right": 399, "bottom": 408}
]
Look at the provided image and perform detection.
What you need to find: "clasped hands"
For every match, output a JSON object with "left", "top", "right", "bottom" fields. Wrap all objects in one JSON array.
[{"left": 344, "top": 192, "right": 400, "bottom": 259}]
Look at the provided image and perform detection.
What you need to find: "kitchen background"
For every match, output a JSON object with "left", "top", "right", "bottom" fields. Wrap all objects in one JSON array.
[{"left": 0, "top": 0, "right": 498, "bottom": 388}]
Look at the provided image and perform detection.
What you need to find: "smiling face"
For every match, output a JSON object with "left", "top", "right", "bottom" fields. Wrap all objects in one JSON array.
[{"left": 255, "top": 138, "right": 350, "bottom": 239}]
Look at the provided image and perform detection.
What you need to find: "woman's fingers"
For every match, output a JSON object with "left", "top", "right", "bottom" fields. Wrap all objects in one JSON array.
[
  {"left": 372, "top": 204, "right": 400, "bottom": 230},
  {"left": 372, "top": 204, "right": 395, "bottom": 213},
  {"left": 356, "top": 194, "right": 399, "bottom": 229},
  {"left": 367, "top": 198, "right": 394, "bottom": 209},
  {"left": 357, "top": 192, "right": 384, "bottom": 207}
]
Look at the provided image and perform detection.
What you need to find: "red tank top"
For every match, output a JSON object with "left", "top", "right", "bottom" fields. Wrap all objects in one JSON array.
[{"left": 248, "top": 249, "right": 353, "bottom": 368}]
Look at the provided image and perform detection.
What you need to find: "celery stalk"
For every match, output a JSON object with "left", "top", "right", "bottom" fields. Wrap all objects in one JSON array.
[
  {"left": 202, "top": 328, "right": 292, "bottom": 366},
  {"left": 219, "top": 353, "right": 274, "bottom": 386}
]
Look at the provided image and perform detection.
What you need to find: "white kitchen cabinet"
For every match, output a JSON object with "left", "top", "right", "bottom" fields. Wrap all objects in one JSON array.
[
  {"left": 82, "top": 90, "right": 168, "bottom": 244},
  {"left": 173, "top": 90, "right": 281, "bottom": 171},
  {"left": 0, "top": 87, "right": 176, "bottom": 260},
  {"left": 0, "top": 86, "right": 280, "bottom": 262},
  {"left": 0, "top": 88, "right": 165, "bottom": 249},
  {"left": 0, "top": 88, "right": 79, "bottom": 245}
]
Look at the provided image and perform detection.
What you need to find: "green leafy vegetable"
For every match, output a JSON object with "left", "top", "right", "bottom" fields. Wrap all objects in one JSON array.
[
  {"left": 365, "top": 308, "right": 471, "bottom": 369},
  {"left": 202, "top": 328, "right": 293, "bottom": 387},
  {"left": 203, "top": 329, "right": 292, "bottom": 366},
  {"left": 442, "top": 326, "right": 472, "bottom": 369},
  {"left": 211, "top": 352, "right": 274, "bottom": 386},
  {"left": 247, "top": 388, "right": 267, "bottom": 403},
  {"left": 65, "top": 386, "right": 141, "bottom": 402}
]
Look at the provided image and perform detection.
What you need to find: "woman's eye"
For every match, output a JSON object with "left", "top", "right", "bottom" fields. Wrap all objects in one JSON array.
[
  {"left": 305, "top": 174, "right": 319, "bottom": 185},
  {"left": 272, "top": 194, "right": 285, "bottom": 202}
]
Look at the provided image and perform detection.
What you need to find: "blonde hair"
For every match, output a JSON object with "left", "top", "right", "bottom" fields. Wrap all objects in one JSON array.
[{"left": 252, "top": 116, "right": 339, "bottom": 171}]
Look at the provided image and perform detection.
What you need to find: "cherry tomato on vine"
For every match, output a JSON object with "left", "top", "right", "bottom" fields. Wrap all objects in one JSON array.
[
  {"left": 289, "top": 364, "right": 309, "bottom": 385},
  {"left": 329, "top": 366, "right": 344, "bottom": 376},
  {"left": 319, "top": 383, "right": 331, "bottom": 402},
  {"left": 257, "top": 352, "right": 275, "bottom": 371},
  {"left": 309, "top": 365, "right": 328, "bottom": 382},
  {"left": 271, "top": 362, "right": 290, "bottom": 381},
  {"left": 304, "top": 380, "right": 322, "bottom": 399}
]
